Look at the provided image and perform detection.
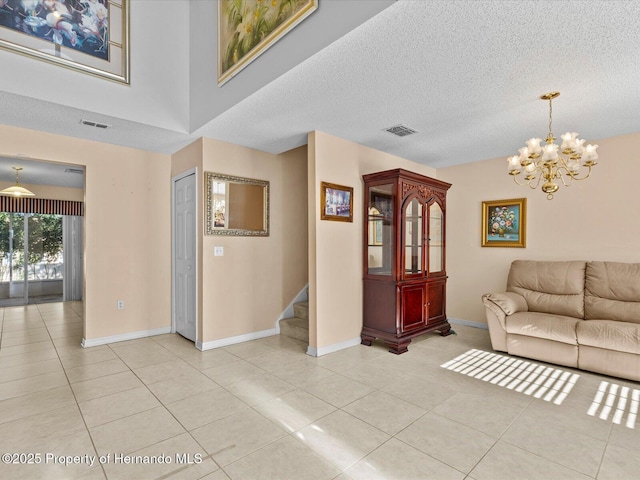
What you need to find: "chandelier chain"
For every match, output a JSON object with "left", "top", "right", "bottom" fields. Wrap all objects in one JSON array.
[{"left": 548, "top": 97, "right": 554, "bottom": 140}]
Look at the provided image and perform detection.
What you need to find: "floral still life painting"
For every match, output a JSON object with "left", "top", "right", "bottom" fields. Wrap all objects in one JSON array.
[
  {"left": 482, "top": 198, "right": 527, "bottom": 247},
  {"left": 218, "top": 0, "right": 317, "bottom": 85}
]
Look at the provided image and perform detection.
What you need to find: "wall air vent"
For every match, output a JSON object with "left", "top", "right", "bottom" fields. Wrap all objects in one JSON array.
[
  {"left": 384, "top": 124, "right": 418, "bottom": 137},
  {"left": 80, "top": 119, "right": 111, "bottom": 129},
  {"left": 65, "top": 168, "right": 84, "bottom": 175}
]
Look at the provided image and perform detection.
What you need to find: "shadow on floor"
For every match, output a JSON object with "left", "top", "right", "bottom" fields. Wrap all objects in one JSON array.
[{"left": 0, "top": 294, "right": 63, "bottom": 307}]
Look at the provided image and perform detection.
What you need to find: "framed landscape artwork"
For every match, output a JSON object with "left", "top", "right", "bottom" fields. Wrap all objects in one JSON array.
[
  {"left": 218, "top": 0, "right": 317, "bottom": 86},
  {"left": 321, "top": 181, "right": 353, "bottom": 223},
  {"left": 0, "top": 0, "right": 129, "bottom": 83},
  {"left": 482, "top": 198, "right": 527, "bottom": 247}
]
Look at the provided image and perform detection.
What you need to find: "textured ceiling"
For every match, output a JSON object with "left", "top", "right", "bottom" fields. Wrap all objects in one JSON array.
[
  {"left": 0, "top": 0, "right": 639, "bottom": 185},
  {"left": 195, "top": 0, "right": 640, "bottom": 168},
  {"left": 0, "top": 155, "right": 83, "bottom": 189}
]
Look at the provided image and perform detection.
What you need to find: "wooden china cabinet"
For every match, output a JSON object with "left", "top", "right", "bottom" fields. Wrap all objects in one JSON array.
[{"left": 361, "top": 169, "right": 452, "bottom": 354}]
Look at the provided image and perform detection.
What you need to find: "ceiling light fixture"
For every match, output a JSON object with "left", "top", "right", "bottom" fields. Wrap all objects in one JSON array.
[
  {"left": 0, "top": 166, "right": 36, "bottom": 197},
  {"left": 507, "top": 92, "right": 599, "bottom": 200}
]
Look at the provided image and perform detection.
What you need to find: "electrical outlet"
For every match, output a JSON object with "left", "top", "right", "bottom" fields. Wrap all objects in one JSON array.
[
  {"left": 214, "top": 246, "right": 224, "bottom": 256},
  {"left": 117, "top": 300, "right": 124, "bottom": 310}
]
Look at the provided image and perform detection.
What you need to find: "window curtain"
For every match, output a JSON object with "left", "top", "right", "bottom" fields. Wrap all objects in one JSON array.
[
  {"left": 63, "top": 216, "right": 83, "bottom": 302},
  {"left": 0, "top": 197, "right": 84, "bottom": 216}
]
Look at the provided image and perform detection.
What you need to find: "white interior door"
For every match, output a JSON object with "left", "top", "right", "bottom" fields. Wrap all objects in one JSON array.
[{"left": 174, "top": 172, "right": 197, "bottom": 342}]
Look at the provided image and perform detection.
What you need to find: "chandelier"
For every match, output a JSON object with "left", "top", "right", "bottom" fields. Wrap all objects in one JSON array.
[{"left": 507, "top": 92, "right": 598, "bottom": 200}]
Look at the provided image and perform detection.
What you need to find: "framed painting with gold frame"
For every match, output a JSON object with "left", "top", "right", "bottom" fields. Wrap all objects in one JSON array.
[
  {"left": 0, "top": 0, "right": 129, "bottom": 84},
  {"left": 482, "top": 198, "right": 527, "bottom": 247},
  {"left": 321, "top": 181, "right": 353, "bottom": 223},
  {"left": 218, "top": 0, "right": 317, "bottom": 86}
]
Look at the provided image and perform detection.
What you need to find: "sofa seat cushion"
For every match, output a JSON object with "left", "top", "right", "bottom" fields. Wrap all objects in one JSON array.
[
  {"left": 505, "top": 312, "right": 579, "bottom": 345},
  {"left": 577, "top": 320, "right": 640, "bottom": 355}
]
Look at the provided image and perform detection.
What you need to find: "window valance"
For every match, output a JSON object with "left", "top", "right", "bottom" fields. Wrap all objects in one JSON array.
[{"left": 0, "top": 197, "right": 84, "bottom": 216}]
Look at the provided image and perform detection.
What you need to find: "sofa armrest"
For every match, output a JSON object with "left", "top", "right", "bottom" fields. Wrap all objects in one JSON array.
[
  {"left": 483, "top": 292, "right": 528, "bottom": 316},
  {"left": 482, "top": 292, "right": 528, "bottom": 352}
]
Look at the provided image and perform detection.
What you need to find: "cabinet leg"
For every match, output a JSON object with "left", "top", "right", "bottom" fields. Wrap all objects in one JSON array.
[
  {"left": 439, "top": 323, "right": 454, "bottom": 336},
  {"left": 385, "top": 339, "right": 411, "bottom": 355},
  {"left": 361, "top": 334, "right": 375, "bottom": 346}
]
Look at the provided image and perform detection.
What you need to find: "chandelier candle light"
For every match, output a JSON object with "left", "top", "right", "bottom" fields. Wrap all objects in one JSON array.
[{"left": 507, "top": 92, "right": 598, "bottom": 200}]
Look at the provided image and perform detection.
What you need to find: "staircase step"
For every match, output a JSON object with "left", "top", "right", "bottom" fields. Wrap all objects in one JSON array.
[
  {"left": 293, "top": 301, "right": 309, "bottom": 321},
  {"left": 280, "top": 317, "right": 309, "bottom": 343}
]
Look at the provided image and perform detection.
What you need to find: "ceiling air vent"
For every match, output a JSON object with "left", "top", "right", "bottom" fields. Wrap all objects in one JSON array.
[
  {"left": 384, "top": 124, "right": 418, "bottom": 137},
  {"left": 65, "top": 168, "right": 84, "bottom": 175},
  {"left": 80, "top": 119, "right": 111, "bottom": 129}
]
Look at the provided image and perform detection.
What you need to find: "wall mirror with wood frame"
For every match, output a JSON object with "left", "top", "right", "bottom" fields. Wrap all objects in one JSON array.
[{"left": 205, "top": 172, "right": 269, "bottom": 236}]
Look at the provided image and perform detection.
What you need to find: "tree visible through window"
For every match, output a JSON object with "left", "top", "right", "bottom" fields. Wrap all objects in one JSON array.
[{"left": 0, "top": 213, "right": 63, "bottom": 282}]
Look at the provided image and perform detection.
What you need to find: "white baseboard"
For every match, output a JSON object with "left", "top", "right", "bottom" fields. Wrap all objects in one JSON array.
[
  {"left": 449, "top": 318, "right": 489, "bottom": 330},
  {"left": 197, "top": 327, "right": 278, "bottom": 351},
  {"left": 306, "top": 337, "right": 362, "bottom": 357},
  {"left": 82, "top": 326, "right": 172, "bottom": 348}
]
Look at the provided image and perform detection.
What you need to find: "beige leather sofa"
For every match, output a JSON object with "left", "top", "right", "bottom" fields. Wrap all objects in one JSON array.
[{"left": 482, "top": 260, "right": 640, "bottom": 381}]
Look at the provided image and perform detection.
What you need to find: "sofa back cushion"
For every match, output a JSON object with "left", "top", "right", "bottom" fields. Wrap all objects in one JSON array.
[
  {"left": 507, "top": 260, "right": 586, "bottom": 318},
  {"left": 585, "top": 261, "right": 640, "bottom": 323}
]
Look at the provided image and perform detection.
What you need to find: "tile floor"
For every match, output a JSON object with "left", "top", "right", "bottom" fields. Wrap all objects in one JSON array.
[{"left": 1, "top": 302, "right": 639, "bottom": 479}]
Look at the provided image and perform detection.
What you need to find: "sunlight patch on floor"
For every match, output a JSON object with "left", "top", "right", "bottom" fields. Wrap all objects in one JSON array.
[
  {"left": 588, "top": 381, "right": 639, "bottom": 429},
  {"left": 441, "top": 349, "right": 579, "bottom": 405}
]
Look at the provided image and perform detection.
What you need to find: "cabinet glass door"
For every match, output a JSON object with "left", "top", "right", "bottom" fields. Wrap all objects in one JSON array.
[
  {"left": 404, "top": 197, "right": 423, "bottom": 276},
  {"left": 367, "top": 184, "right": 393, "bottom": 275},
  {"left": 428, "top": 202, "right": 444, "bottom": 273}
]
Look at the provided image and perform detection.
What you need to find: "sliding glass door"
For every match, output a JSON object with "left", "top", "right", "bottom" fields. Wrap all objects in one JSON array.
[
  {"left": 2, "top": 213, "right": 25, "bottom": 303},
  {"left": 0, "top": 213, "right": 64, "bottom": 306}
]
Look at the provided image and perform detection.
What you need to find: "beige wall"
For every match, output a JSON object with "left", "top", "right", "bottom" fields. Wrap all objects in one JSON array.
[
  {"left": 19, "top": 183, "right": 84, "bottom": 202},
  {"left": 171, "top": 141, "right": 203, "bottom": 178},
  {"left": 6, "top": 120, "right": 635, "bottom": 352},
  {"left": 171, "top": 137, "right": 294, "bottom": 346},
  {"left": 196, "top": 138, "right": 308, "bottom": 343},
  {"left": 308, "top": 131, "right": 437, "bottom": 351},
  {"left": 439, "top": 132, "right": 640, "bottom": 325},
  {"left": 0, "top": 124, "right": 172, "bottom": 341}
]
